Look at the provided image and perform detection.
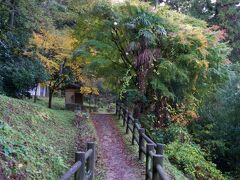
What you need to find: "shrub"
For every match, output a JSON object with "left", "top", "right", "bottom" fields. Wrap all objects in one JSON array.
[
  {"left": 124, "top": 89, "right": 147, "bottom": 105},
  {"left": 164, "top": 123, "right": 191, "bottom": 143},
  {"left": 166, "top": 141, "right": 225, "bottom": 180},
  {"left": 142, "top": 121, "right": 225, "bottom": 179}
]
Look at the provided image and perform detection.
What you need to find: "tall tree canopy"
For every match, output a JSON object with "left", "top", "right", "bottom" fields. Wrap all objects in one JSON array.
[
  {"left": 162, "top": 0, "right": 240, "bottom": 62},
  {"left": 0, "top": 0, "right": 85, "bottom": 100},
  {"left": 31, "top": 28, "right": 84, "bottom": 108},
  {"left": 74, "top": 0, "right": 230, "bottom": 123},
  {"left": 73, "top": 1, "right": 233, "bottom": 178},
  {"left": 0, "top": 0, "right": 48, "bottom": 97}
]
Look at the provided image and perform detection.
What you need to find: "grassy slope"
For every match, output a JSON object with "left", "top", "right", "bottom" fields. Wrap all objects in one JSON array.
[{"left": 0, "top": 96, "right": 76, "bottom": 179}]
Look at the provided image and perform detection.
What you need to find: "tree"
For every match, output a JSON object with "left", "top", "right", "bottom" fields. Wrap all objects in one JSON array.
[
  {"left": 0, "top": 57, "right": 48, "bottom": 97},
  {"left": 74, "top": 1, "right": 230, "bottom": 126},
  {"left": 158, "top": 0, "right": 240, "bottom": 177},
  {"left": 163, "top": 0, "right": 240, "bottom": 62},
  {"left": 216, "top": 1, "right": 240, "bottom": 62},
  {"left": 189, "top": 64, "right": 240, "bottom": 177},
  {"left": 0, "top": 0, "right": 48, "bottom": 97},
  {"left": 31, "top": 28, "right": 83, "bottom": 108}
]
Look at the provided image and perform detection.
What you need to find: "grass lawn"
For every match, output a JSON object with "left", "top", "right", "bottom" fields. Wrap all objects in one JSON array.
[{"left": 26, "top": 96, "right": 66, "bottom": 110}]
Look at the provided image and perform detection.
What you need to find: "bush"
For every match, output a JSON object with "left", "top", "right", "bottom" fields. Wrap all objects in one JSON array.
[
  {"left": 164, "top": 123, "right": 191, "bottom": 143},
  {"left": 166, "top": 141, "right": 225, "bottom": 180},
  {"left": 124, "top": 89, "right": 147, "bottom": 105},
  {"left": 142, "top": 120, "right": 225, "bottom": 179},
  {"left": 0, "top": 58, "right": 48, "bottom": 97},
  {"left": 141, "top": 118, "right": 191, "bottom": 144}
]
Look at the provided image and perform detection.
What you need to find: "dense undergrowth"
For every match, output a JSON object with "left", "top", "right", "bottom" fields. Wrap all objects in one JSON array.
[
  {"left": 140, "top": 115, "right": 225, "bottom": 180},
  {"left": 0, "top": 96, "right": 76, "bottom": 179}
]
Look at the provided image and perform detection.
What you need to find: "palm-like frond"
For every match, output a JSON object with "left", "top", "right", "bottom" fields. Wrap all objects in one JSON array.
[
  {"left": 135, "top": 48, "right": 161, "bottom": 67},
  {"left": 138, "top": 29, "right": 156, "bottom": 44}
]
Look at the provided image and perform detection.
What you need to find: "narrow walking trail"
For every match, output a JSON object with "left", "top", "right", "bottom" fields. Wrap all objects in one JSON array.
[{"left": 92, "top": 114, "right": 143, "bottom": 180}]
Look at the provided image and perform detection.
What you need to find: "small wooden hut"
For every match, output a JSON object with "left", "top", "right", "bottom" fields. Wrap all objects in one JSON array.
[{"left": 65, "top": 84, "right": 83, "bottom": 110}]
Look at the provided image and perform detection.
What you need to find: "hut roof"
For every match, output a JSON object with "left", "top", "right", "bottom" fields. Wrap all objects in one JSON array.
[{"left": 64, "top": 83, "right": 82, "bottom": 89}]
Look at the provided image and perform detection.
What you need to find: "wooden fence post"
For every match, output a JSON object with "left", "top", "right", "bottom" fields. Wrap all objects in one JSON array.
[
  {"left": 74, "top": 152, "right": 80, "bottom": 180},
  {"left": 156, "top": 143, "right": 164, "bottom": 156},
  {"left": 118, "top": 105, "right": 121, "bottom": 119},
  {"left": 74, "top": 152, "right": 85, "bottom": 180},
  {"left": 115, "top": 102, "right": 118, "bottom": 115},
  {"left": 138, "top": 128, "right": 145, "bottom": 160},
  {"left": 132, "top": 119, "right": 137, "bottom": 145},
  {"left": 123, "top": 109, "right": 128, "bottom": 127},
  {"left": 146, "top": 144, "right": 154, "bottom": 180},
  {"left": 122, "top": 108, "right": 124, "bottom": 125},
  {"left": 87, "top": 142, "right": 96, "bottom": 180},
  {"left": 79, "top": 152, "right": 86, "bottom": 180},
  {"left": 126, "top": 113, "right": 130, "bottom": 134},
  {"left": 152, "top": 154, "right": 163, "bottom": 180}
]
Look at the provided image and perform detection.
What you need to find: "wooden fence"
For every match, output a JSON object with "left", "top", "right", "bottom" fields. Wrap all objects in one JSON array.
[
  {"left": 60, "top": 142, "right": 96, "bottom": 180},
  {"left": 116, "top": 102, "right": 169, "bottom": 180}
]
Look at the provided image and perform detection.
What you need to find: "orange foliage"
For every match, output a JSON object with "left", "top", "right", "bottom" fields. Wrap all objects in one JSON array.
[{"left": 80, "top": 87, "right": 99, "bottom": 95}]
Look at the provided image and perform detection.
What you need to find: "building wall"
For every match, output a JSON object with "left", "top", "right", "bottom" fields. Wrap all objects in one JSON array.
[
  {"left": 65, "top": 89, "right": 77, "bottom": 110},
  {"left": 65, "top": 89, "right": 75, "bottom": 105},
  {"left": 29, "top": 84, "right": 49, "bottom": 97}
]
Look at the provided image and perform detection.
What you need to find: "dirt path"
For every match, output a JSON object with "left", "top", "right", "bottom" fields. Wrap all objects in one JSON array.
[
  {"left": 0, "top": 168, "right": 6, "bottom": 180},
  {"left": 92, "top": 114, "right": 143, "bottom": 180}
]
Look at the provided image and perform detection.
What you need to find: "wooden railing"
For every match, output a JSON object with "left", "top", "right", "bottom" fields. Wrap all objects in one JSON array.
[
  {"left": 116, "top": 102, "right": 169, "bottom": 180},
  {"left": 60, "top": 142, "right": 96, "bottom": 180}
]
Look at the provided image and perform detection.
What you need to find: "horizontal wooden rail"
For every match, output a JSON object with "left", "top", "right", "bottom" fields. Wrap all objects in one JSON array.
[
  {"left": 142, "top": 133, "right": 155, "bottom": 145},
  {"left": 85, "top": 149, "right": 93, "bottom": 159},
  {"left": 157, "top": 165, "right": 169, "bottom": 180},
  {"left": 149, "top": 150, "right": 155, "bottom": 158},
  {"left": 60, "top": 142, "right": 96, "bottom": 180},
  {"left": 60, "top": 161, "right": 82, "bottom": 180},
  {"left": 116, "top": 102, "right": 169, "bottom": 180}
]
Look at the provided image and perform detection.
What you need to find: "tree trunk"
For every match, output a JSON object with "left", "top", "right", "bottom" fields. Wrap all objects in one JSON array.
[
  {"left": 48, "top": 89, "right": 53, "bottom": 108},
  {"left": 9, "top": 0, "right": 16, "bottom": 28},
  {"left": 89, "top": 94, "right": 91, "bottom": 106},
  {"left": 154, "top": 96, "right": 170, "bottom": 128},
  {"left": 133, "top": 103, "right": 141, "bottom": 119},
  {"left": 94, "top": 95, "right": 97, "bottom": 106},
  {"left": 34, "top": 85, "right": 37, "bottom": 103}
]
